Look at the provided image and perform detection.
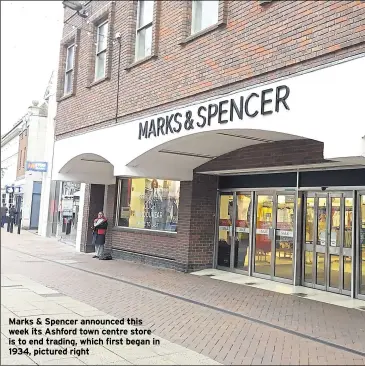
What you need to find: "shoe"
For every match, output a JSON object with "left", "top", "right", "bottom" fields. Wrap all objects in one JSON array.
[{"left": 93, "top": 256, "right": 98, "bottom": 258}]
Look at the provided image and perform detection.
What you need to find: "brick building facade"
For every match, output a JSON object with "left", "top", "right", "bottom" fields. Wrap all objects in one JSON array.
[{"left": 53, "top": 1, "right": 365, "bottom": 299}]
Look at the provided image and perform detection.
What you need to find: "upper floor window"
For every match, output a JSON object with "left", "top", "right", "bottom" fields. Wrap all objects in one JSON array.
[
  {"left": 95, "top": 21, "right": 108, "bottom": 80},
  {"left": 64, "top": 44, "right": 75, "bottom": 95},
  {"left": 191, "top": 0, "right": 219, "bottom": 35},
  {"left": 135, "top": 0, "right": 154, "bottom": 61}
]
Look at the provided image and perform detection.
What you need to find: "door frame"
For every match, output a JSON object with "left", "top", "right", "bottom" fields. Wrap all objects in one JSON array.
[
  {"left": 356, "top": 191, "right": 365, "bottom": 300},
  {"left": 301, "top": 191, "right": 355, "bottom": 296},
  {"left": 252, "top": 191, "right": 296, "bottom": 284},
  {"left": 215, "top": 191, "right": 254, "bottom": 274},
  {"left": 215, "top": 192, "right": 234, "bottom": 271}
]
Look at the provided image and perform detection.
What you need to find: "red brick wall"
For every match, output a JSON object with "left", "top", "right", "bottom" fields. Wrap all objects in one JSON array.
[
  {"left": 56, "top": 0, "right": 365, "bottom": 139},
  {"left": 196, "top": 139, "right": 325, "bottom": 172}
]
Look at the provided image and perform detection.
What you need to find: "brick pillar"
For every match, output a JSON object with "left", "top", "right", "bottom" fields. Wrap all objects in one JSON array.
[
  {"left": 80, "top": 184, "right": 106, "bottom": 253},
  {"left": 175, "top": 181, "right": 193, "bottom": 271},
  {"left": 188, "top": 174, "right": 218, "bottom": 271},
  {"left": 104, "top": 184, "right": 116, "bottom": 252},
  {"left": 175, "top": 174, "right": 218, "bottom": 272}
]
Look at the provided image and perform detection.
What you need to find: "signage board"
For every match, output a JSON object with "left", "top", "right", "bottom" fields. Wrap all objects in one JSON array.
[
  {"left": 5, "top": 186, "right": 14, "bottom": 194},
  {"left": 26, "top": 161, "right": 48, "bottom": 172}
]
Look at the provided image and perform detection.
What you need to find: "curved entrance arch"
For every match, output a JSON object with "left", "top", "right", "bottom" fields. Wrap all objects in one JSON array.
[
  {"left": 124, "top": 129, "right": 319, "bottom": 181},
  {"left": 57, "top": 153, "right": 115, "bottom": 185}
]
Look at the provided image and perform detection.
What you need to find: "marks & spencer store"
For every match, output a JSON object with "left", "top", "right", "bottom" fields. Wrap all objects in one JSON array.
[{"left": 52, "top": 56, "right": 365, "bottom": 299}]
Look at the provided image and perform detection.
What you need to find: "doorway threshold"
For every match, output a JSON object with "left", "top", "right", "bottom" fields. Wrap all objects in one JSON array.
[{"left": 191, "top": 269, "right": 365, "bottom": 310}]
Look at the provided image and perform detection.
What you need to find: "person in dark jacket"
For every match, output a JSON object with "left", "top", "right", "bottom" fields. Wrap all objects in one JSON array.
[
  {"left": 1, "top": 205, "right": 8, "bottom": 228},
  {"left": 92, "top": 212, "right": 108, "bottom": 259},
  {"left": 8, "top": 205, "right": 17, "bottom": 233}
]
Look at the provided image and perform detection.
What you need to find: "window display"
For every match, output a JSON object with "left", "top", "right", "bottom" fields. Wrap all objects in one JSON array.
[{"left": 116, "top": 178, "right": 180, "bottom": 232}]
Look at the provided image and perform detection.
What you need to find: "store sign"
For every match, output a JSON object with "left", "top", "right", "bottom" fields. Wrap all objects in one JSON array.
[
  {"left": 5, "top": 186, "right": 14, "bottom": 194},
  {"left": 26, "top": 161, "right": 48, "bottom": 172},
  {"left": 138, "top": 85, "right": 290, "bottom": 139}
]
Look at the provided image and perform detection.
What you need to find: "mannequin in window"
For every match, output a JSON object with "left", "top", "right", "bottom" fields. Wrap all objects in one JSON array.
[{"left": 146, "top": 179, "right": 162, "bottom": 230}]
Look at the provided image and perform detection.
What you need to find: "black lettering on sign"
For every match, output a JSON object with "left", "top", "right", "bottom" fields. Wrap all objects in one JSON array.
[
  {"left": 261, "top": 88, "right": 273, "bottom": 116},
  {"left": 275, "top": 85, "right": 290, "bottom": 112},
  {"left": 245, "top": 93, "right": 259, "bottom": 117},
  {"left": 208, "top": 104, "right": 218, "bottom": 126},
  {"left": 197, "top": 106, "right": 207, "bottom": 128},
  {"left": 184, "top": 111, "right": 194, "bottom": 130},
  {"left": 173, "top": 113, "right": 182, "bottom": 133},
  {"left": 230, "top": 96, "right": 244, "bottom": 121},
  {"left": 218, "top": 100, "right": 229, "bottom": 124},
  {"left": 138, "top": 121, "right": 148, "bottom": 140},
  {"left": 156, "top": 117, "right": 165, "bottom": 136},
  {"left": 148, "top": 119, "right": 157, "bottom": 138},
  {"left": 165, "top": 114, "right": 174, "bottom": 134},
  {"left": 137, "top": 85, "right": 291, "bottom": 139}
]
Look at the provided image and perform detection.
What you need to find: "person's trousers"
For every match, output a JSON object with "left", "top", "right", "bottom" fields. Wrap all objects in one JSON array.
[
  {"left": 95, "top": 244, "right": 104, "bottom": 258},
  {"left": 1, "top": 216, "right": 5, "bottom": 228}
]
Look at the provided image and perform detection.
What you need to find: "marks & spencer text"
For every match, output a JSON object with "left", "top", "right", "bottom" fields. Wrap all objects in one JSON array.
[{"left": 138, "top": 85, "right": 290, "bottom": 140}]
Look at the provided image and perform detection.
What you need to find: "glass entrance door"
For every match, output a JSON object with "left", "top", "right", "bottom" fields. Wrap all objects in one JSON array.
[
  {"left": 302, "top": 192, "right": 353, "bottom": 295},
  {"left": 358, "top": 193, "right": 365, "bottom": 298},
  {"left": 234, "top": 193, "right": 252, "bottom": 272},
  {"left": 217, "top": 194, "right": 234, "bottom": 268},
  {"left": 253, "top": 193, "right": 296, "bottom": 281}
]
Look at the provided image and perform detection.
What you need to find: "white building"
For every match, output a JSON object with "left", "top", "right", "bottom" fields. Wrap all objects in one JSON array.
[
  {"left": 1, "top": 120, "right": 22, "bottom": 208},
  {"left": 37, "top": 71, "right": 86, "bottom": 246},
  {"left": 14, "top": 101, "right": 49, "bottom": 229}
]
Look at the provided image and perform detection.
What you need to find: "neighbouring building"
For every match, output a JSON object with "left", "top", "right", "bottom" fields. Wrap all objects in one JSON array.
[
  {"left": 1, "top": 119, "right": 22, "bottom": 210},
  {"left": 14, "top": 101, "right": 50, "bottom": 229},
  {"left": 52, "top": 1, "right": 365, "bottom": 299},
  {"left": 38, "top": 71, "right": 86, "bottom": 246}
]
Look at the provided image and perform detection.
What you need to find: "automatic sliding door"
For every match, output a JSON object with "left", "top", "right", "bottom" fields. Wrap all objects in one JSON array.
[
  {"left": 274, "top": 195, "right": 295, "bottom": 280},
  {"left": 315, "top": 196, "right": 327, "bottom": 288},
  {"left": 303, "top": 196, "right": 315, "bottom": 285},
  {"left": 359, "top": 194, "right": 365, "bottom": 297},
  {"left": 234, "top": 194, "right": 252, "bottom": 271},
  {"left": 254, "top": 195, "right": 274, "bottom": 276}
]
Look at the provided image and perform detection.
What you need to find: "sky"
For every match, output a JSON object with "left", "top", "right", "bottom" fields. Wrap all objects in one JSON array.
[{"left": 1, "top": 1, "right": 64, "bottom": 136}]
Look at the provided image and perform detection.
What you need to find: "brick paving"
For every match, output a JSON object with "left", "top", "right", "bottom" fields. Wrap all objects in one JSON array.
[{"left": 1, "top": 230, "right": 365, "bottom": 365}]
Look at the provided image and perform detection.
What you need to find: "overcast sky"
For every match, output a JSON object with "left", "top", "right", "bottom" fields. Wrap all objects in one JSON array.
[{"left": 1, "top": 1, "right": 64, "bottom": 136}]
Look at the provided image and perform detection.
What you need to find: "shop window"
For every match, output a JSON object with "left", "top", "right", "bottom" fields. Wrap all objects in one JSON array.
[
  {"left": 95, "top": 21, "right": 108, "bottom": 80},
  {"left": 64, "top": 44, "right": 75, "bottom": 95},
  {"left": 116, "top": 178, "right": 180, "bottom": 232},
  {"left": 135, "top": 0, "right": 154, "bottom": 61},
  {"left": 191, "top": 0, "right": 219, "bottom": 35},
  {"left": 2, "top": 193, "right": 6, "bottom": 206}
]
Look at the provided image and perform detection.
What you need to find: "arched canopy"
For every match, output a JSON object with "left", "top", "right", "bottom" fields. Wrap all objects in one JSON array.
[{"left": 52, "top": 56, "right": 365, "bottom": 183}]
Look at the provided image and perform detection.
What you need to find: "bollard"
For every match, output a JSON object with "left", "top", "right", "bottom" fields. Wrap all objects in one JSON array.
[{"left": 17, "top": 219, "right": 21, "bottom": 234}]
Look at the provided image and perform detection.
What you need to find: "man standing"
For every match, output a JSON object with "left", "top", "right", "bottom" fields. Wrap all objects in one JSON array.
[
  {"left": 1, "top": 205, "right": 8, "bottom": 228},
  {"left": 8, "top": 205, "right": 17, "bottom": 233}
]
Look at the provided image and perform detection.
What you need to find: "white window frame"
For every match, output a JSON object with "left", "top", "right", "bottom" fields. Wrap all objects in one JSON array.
[
  {"left": 64, "top": 44, "right": 75, "bottom": 95},
  {"left": 191, "top": 0, "right": 219, "bottom": 35},
  {"left": 135, "top": 0, "right": 154, "bottom": 61},
  {"left": 95, "top": 20, "right": 109, "bottom": 80}
]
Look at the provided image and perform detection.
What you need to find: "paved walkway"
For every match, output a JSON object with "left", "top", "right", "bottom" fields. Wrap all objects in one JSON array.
[
  {"left": 1, "top": 229, "right": 365, "bottom": 365},
  {"left": 1, "top": 274, "right": 219, "bottom": 365}
]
